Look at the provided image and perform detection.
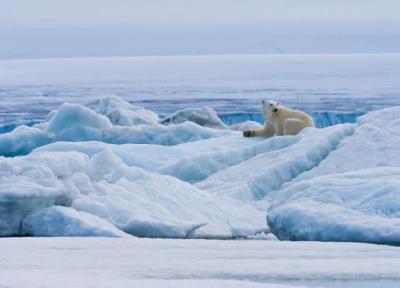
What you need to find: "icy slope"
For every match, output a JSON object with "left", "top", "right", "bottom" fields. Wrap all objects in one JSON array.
[
  {"left": 267, "top": 107, "right": 400, "bottom": 244},
  {"left": 196, "top": 124, "right": 354, "bottom": 201},
  {"left": 293, "top": 107, "right": 400, "bottom": 181}
]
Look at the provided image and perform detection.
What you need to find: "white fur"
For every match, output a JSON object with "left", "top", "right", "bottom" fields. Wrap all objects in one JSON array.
[{"left": 243, "top": 100, "right": 315, "bottom": 137}]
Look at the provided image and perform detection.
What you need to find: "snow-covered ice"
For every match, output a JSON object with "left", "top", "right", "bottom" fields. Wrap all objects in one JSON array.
[
  {"left": 103, "top": 121, "right": 230, "bottom": 146},
  {"left": 71, "top": 149, "right": 265, "bottom": 238},
  {"left": 1, "top": 97, "right": 400, "bottom": 244},
  {"left": 268, "top": 168, "right": 400, "bottom": 244},
  {"left": 37, "top": 134, "right": 263, "bottom": 183},
  {"left": 196, "top": 124, "right": 354, "bottom": 201},
  {"left": 22, "top": 206, "right": 130, "bottom": 237},
  {"left": 1, "top": 238, "right": 400, "bottom": 288},
  {"left": 0, "top": 125, "right": 50, "bottom": 157},
  {"left": 0, "top": 146, "right": 265, "bottom": 238},
  {"left": 97, "top": 96, "right": 159, "bottom": 126},
  {"left": 161, "top": 106, "right": 228, "bottom": 129},
  {"left": 267, "top": 107, "right": 400, "bottom": 244},
  {"left": 0, "top": 100, "right": 232, "bottom": 156},
  {"left": 47, "top": 102, "right": 112, "bottom": 142},
  {"left": 0, "top": 151, "right": 87, "bottom": 236}
]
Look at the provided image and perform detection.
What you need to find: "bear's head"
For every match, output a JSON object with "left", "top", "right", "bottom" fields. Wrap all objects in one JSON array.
[{"left": 261, "top": 100, "right": 280, "bottom": 118}]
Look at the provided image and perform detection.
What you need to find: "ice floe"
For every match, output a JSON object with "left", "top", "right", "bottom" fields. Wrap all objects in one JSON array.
[
  {"left": 161, "top": 107, "right": 228, "bottom": 129},
  {"left": 0, "top": 152, "right": 87, "bottom": 236},
  {"left": 0, "top": 99, "right": 232, "bottom": 157},
  {"left": 97, "top": 96, "right": 159, "bottom": 126},
  {"left": 267, "top": 107, "right": 400, "bottom": 244},
  {"left": 0, "top": 148, "right": 265, "bottom": 238},
  {"left": 22, "top": 206, "right": 130, "bottom": 237},
  {"left": 0, "top": 125, "right": 50, "bottom": 157}
]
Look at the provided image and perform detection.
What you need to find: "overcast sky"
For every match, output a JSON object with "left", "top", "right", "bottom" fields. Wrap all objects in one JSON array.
[{"left": 1, "top": 0, "right": 400, "bottom": 27}]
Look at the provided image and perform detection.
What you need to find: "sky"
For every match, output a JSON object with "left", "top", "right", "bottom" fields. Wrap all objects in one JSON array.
[
  {"left": 1, "top": 0, "right": 400, "bottom": 58},
  {"left": 1, "top": 0, "right": 400, "bottom": 27}
]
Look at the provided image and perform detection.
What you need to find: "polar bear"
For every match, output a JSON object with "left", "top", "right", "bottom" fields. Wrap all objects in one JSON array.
[{"left": 243, "top": 100, "right": 315, "bottom": 137}]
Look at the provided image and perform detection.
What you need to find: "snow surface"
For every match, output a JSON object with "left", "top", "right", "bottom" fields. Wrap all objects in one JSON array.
[
  {"left": 37, "top": 134, "right": 264, "bottom": 183},
  {"left": 196, "top": 124, "right": 355, "bottom": 201},
  {"left": 1, "top": 238, "right": 400, "bottom": 288},
  {"left": 0, "top": 94, "right": 400, "bottom": 244}
]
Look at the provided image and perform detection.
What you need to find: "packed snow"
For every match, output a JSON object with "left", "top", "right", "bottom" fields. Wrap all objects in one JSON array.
[
  {"left": 1, "top": 238, "right": 400, "bottom": 288},
  {"left": 266, "top": 107, "right": 400, "bottom": 244}
]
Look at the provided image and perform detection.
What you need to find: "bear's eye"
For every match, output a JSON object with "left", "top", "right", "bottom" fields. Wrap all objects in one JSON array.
[{"left": 270, "top": 104, "right": 273, "bottom": 107}]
